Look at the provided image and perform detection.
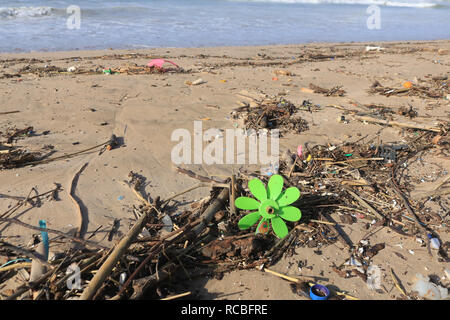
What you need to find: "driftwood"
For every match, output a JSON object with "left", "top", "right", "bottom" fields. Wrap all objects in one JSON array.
[
  {"left": 79, "top": 205, "right": 156, "bottom": 300},
  {"left": 191, "top": 187, "right": 229, "bottom": 237},
  {"left": 126, "top": 187, "right": 230, "bottom": 299}
]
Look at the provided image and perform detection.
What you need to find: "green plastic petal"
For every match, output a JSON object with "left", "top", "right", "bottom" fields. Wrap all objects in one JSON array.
[
  {"left": 267, "top": 174, "right": 284, "bottom": 200},
  {"left": 276, "top": 187, "right": 300, "bottom": 207},
  {"left": 271, "top": 217, "right": 288, "bottom": 239},
  {"left": 238, "top": 211, "right": 261, "bottom": 230},
  {"left": 235, "top": 197, "right": 260, "bottom": 210},
  {"left": 248, "top": 178, "right": 267, "bottom": 202},
  {"left": 278, "top": 206, "right": 301, "bottom": 222}
]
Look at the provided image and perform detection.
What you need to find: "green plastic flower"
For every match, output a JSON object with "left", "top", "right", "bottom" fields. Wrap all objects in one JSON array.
[{"left": 235, "top": 174, "right": 301, "bottom": 239}]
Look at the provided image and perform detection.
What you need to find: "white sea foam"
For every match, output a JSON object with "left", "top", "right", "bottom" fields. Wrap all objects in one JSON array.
[
  {"left": 228, "top": 0, "right": 440, "bottom": 8},
  {"left": 0, "top": 6, "right": 54, "bottom": 19}
]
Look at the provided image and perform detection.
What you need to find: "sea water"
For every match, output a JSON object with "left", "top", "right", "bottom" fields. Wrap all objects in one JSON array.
[{"left": 0, "top": 0, "right": 449, "bottom": 52}]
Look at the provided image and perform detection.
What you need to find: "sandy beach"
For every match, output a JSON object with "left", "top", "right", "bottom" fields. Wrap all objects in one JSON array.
[{"left": 0, "top": 40, "right": 449, "bottom": 300}]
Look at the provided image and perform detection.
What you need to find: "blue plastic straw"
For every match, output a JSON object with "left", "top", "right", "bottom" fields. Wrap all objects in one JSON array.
[
  {"left": 39, "top": 219, "right": 49, "bottom": 260},
  {"left": 0, "top": 258, "right": 31, "bottom": 269}
]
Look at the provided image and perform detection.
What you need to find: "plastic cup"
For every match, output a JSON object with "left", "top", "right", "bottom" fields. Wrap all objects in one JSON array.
[{"left": 309, "top": 284, "right": 330, "bottom": 300}]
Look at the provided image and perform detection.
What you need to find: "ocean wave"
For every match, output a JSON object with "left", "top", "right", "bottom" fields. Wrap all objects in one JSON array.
[
  {"left": 227, "top": 0, "right": 441, "bottom": 8},
  {"left": 0, "top": 6, "right": 56, "bottom": 19}
]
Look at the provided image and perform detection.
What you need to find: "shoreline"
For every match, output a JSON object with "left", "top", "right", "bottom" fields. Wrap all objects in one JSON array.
[{"left": 1, "top": 39, "right": 450, "bottom": 58}]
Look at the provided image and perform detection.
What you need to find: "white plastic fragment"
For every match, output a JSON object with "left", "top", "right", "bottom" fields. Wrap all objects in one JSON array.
[
  {"left": 413, "top": 273, "right": 448, "bottom": 300},
  {"left": 365, "top": 46, "right": 384, "bottom": 52},
  {"left": 367, "top": 265, "right": 382, "bottom": 290}
]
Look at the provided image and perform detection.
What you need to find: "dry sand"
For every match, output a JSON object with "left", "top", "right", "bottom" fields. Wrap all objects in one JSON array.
[{"left": 0, "top": 40, "right": 449, "bottom": 299}]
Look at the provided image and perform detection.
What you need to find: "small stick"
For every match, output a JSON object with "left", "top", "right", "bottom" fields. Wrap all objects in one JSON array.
[
  {"left": 0, "top": 262, "right": 32, "bottom": 273},
  {"left": 343, "top": 186, "right": 386, "bottom": 220},
  {"left": 29, "top": 139, "right": 111, "bottom": 166},
  {"left": 288, "top": 156, "right": 298, "bottom": 178},
  {"left": 162, "top": 183, "right": 210, "bottom": 205},
  {"left": 264, "top": 268, "right": 302, "bottom": 283},
  {"left": 309, "top": 219, "right": 336, "bottom": 226},
  {"left": 0, "top": 111, "right": 20, "bottom": 116},
  {"left": 175, "top": 167, "right": 225, "bottom": 184},
  {"left": 0, "top": 217, "right": 107, "bottom": 249},
  {"left": 390, "top": 267, "right": 407, "bottom": 297},
  {"left": 230, "top": 174, "right": 237, "bottom": 216},
  {"left": 335, "top": 291, "right": 360, "bottom": 300},
  {"left": 161, "top": 291, "right": 191, "bottom": 300}
]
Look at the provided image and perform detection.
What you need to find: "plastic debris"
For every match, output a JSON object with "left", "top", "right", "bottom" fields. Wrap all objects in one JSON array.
[
  {"left": 365, "top": 46, "right": 383, "bottom": 52},
  {"left": 413, "top": 273, "right": 448, "bottom": 300},
  {"left": 300, "top": 87, "right": 315, "bottom": 94},
  {"left": 403, "top": 81, "right": 413, "bottom": 89},
  {"left": 29, "top": 220, "right": 49, "bottom": 282},
  {"left": 297, "top": 145, "right": 303, "bottom": 159},
  {"left": 186, "top": 78, "right": 206, "bottom": 86},
  {"left": 366, "top": 265, "right": 382, "bottom": 290},
  {"left": 374, "top": 144, "right": 409, "bottom": 163},
  {"left": 428, "top": 234, "right": 440, "bottom": 250},
  {"left": 309, "top": 284, "right": 330, "bottom": 300},
  {"left": 147, "top": 59, "right": 179, "bottom": 70},
  {"left": 119, "top": 272, "right": 127, "bottom": 286}
]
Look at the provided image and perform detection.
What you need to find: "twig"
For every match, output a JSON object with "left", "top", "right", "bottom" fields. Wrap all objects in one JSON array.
[
  {"left": 230, "top": 174, "right": 237, "bottom": 216},
  {"left": 160, "top": 291, "right": 191, "bottom": 300},
  {"left": 175, "top": 167, "right": 225, "bottom": 184},
  {"left": 0, "top": 111, "right": 20, "bottom": 116},
  {"left": 264, "top": 268, "right": 303, "bottom": 283},
  {"left": 309, "top": 219, "right": 336, "bottom": 226},
  {"left": 288, "top": 156, "right": 298, "bottom": 178},
  {"left": 27, "top": 139, "right": 111, "bottom": 166},
  {"left": 0, "top": 262, "right": 31, "bottom": 273},
  {"left": 163, "top": 183, "right": 220, "bottom": 206},
  {"left": 343, "top": 186, "right": 386, "bottom": 220},
  {"left": 0, "top": 217, "right": 107, "bottom": 249},
  {"left": 390, "top": 267, "right": 407, "bottom": 297}
]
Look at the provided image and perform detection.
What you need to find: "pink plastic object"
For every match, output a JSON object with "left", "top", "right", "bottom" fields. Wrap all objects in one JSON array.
[
  {"left": 147, "top": 59, "right": 179, "bottom": 69},
  {"left": 297, "top": 145, "right": 303, "bottom": 159}
]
